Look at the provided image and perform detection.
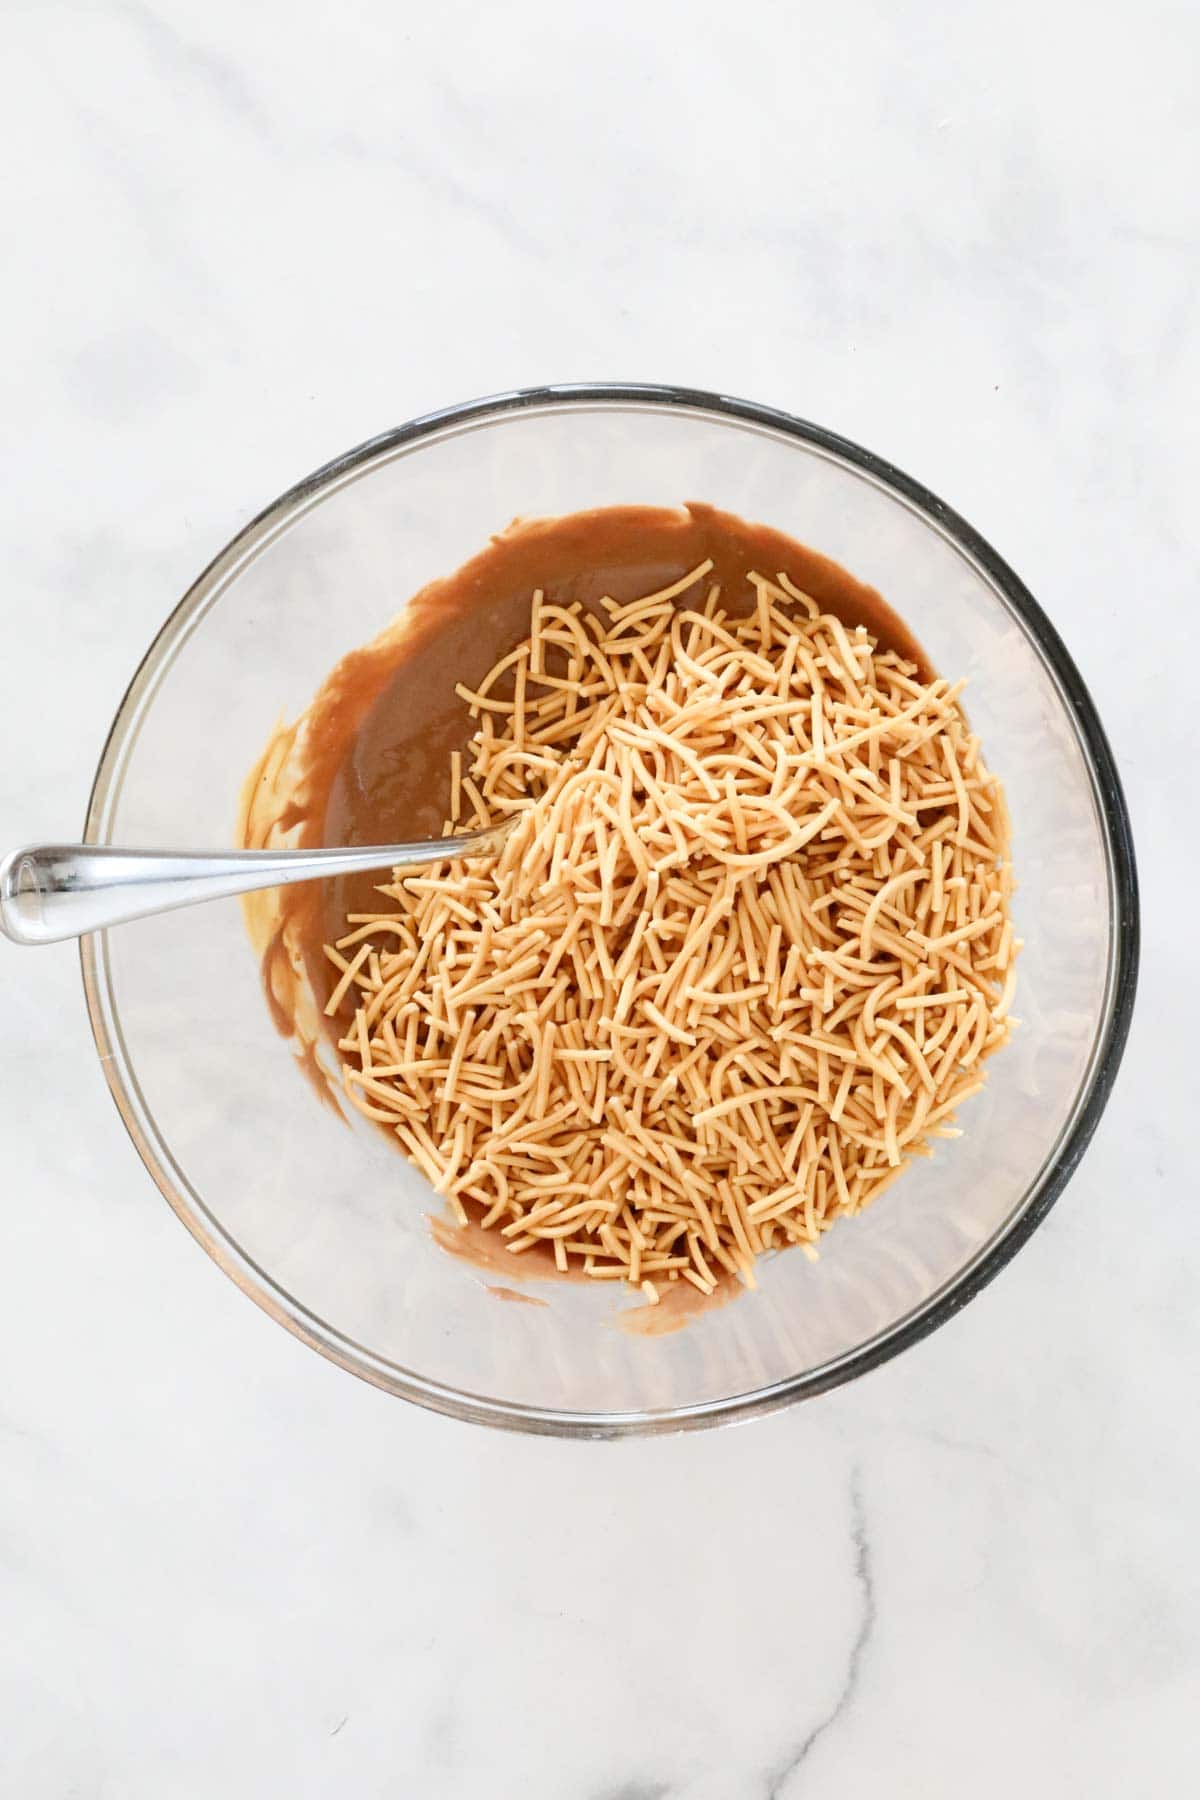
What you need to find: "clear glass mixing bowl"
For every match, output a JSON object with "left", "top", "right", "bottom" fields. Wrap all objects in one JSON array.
[{"left": 82, "top": 385, "right": 1138, "bottom": 1435}]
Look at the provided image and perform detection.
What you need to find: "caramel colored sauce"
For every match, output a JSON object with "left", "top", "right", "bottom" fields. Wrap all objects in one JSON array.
[{"left": 240, "top": 503, "right": 928, "bottom": 1321}]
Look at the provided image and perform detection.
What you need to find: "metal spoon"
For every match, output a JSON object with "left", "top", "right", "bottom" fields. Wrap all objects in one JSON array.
[{"left": 0, "top": 820, "right": 515, "bottom": 947}]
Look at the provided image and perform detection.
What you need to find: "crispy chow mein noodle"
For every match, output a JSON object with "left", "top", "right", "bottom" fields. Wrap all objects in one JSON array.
[{"left": 323, "top": 560, "right": 1017, "bottom": 1301}]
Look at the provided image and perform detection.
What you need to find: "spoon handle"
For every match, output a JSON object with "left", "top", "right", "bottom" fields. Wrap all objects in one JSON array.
[{"left": 0, "top": 824, "right": 512, "bottom": 947}]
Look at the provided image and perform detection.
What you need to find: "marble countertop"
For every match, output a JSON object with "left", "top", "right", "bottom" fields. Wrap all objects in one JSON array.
[{"left": 2, "top": 2, "right": 1194, "bottom": 1793}]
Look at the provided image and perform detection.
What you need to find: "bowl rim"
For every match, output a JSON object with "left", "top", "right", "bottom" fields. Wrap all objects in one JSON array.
[{"left": 80, "top": 381, "right": 1140, "bottom": 1437}]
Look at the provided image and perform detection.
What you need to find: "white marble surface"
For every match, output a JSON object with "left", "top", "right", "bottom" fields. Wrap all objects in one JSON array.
[{"left": 1, "top": 1, "right": 1195, "bottom": 1792}]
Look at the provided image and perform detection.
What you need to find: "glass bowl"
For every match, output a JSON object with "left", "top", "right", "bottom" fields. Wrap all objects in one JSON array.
[{"left": 82, "top": 385, "right": 1138, "bottom": 1436}]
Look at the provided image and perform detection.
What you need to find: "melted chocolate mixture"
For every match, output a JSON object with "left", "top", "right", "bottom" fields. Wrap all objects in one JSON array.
[
  {"left": 292, "top": 503, "right": 927, "bottom": 997},
  {"left": 252, "top": 503, "right": 929, "bottom": 1326}
]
